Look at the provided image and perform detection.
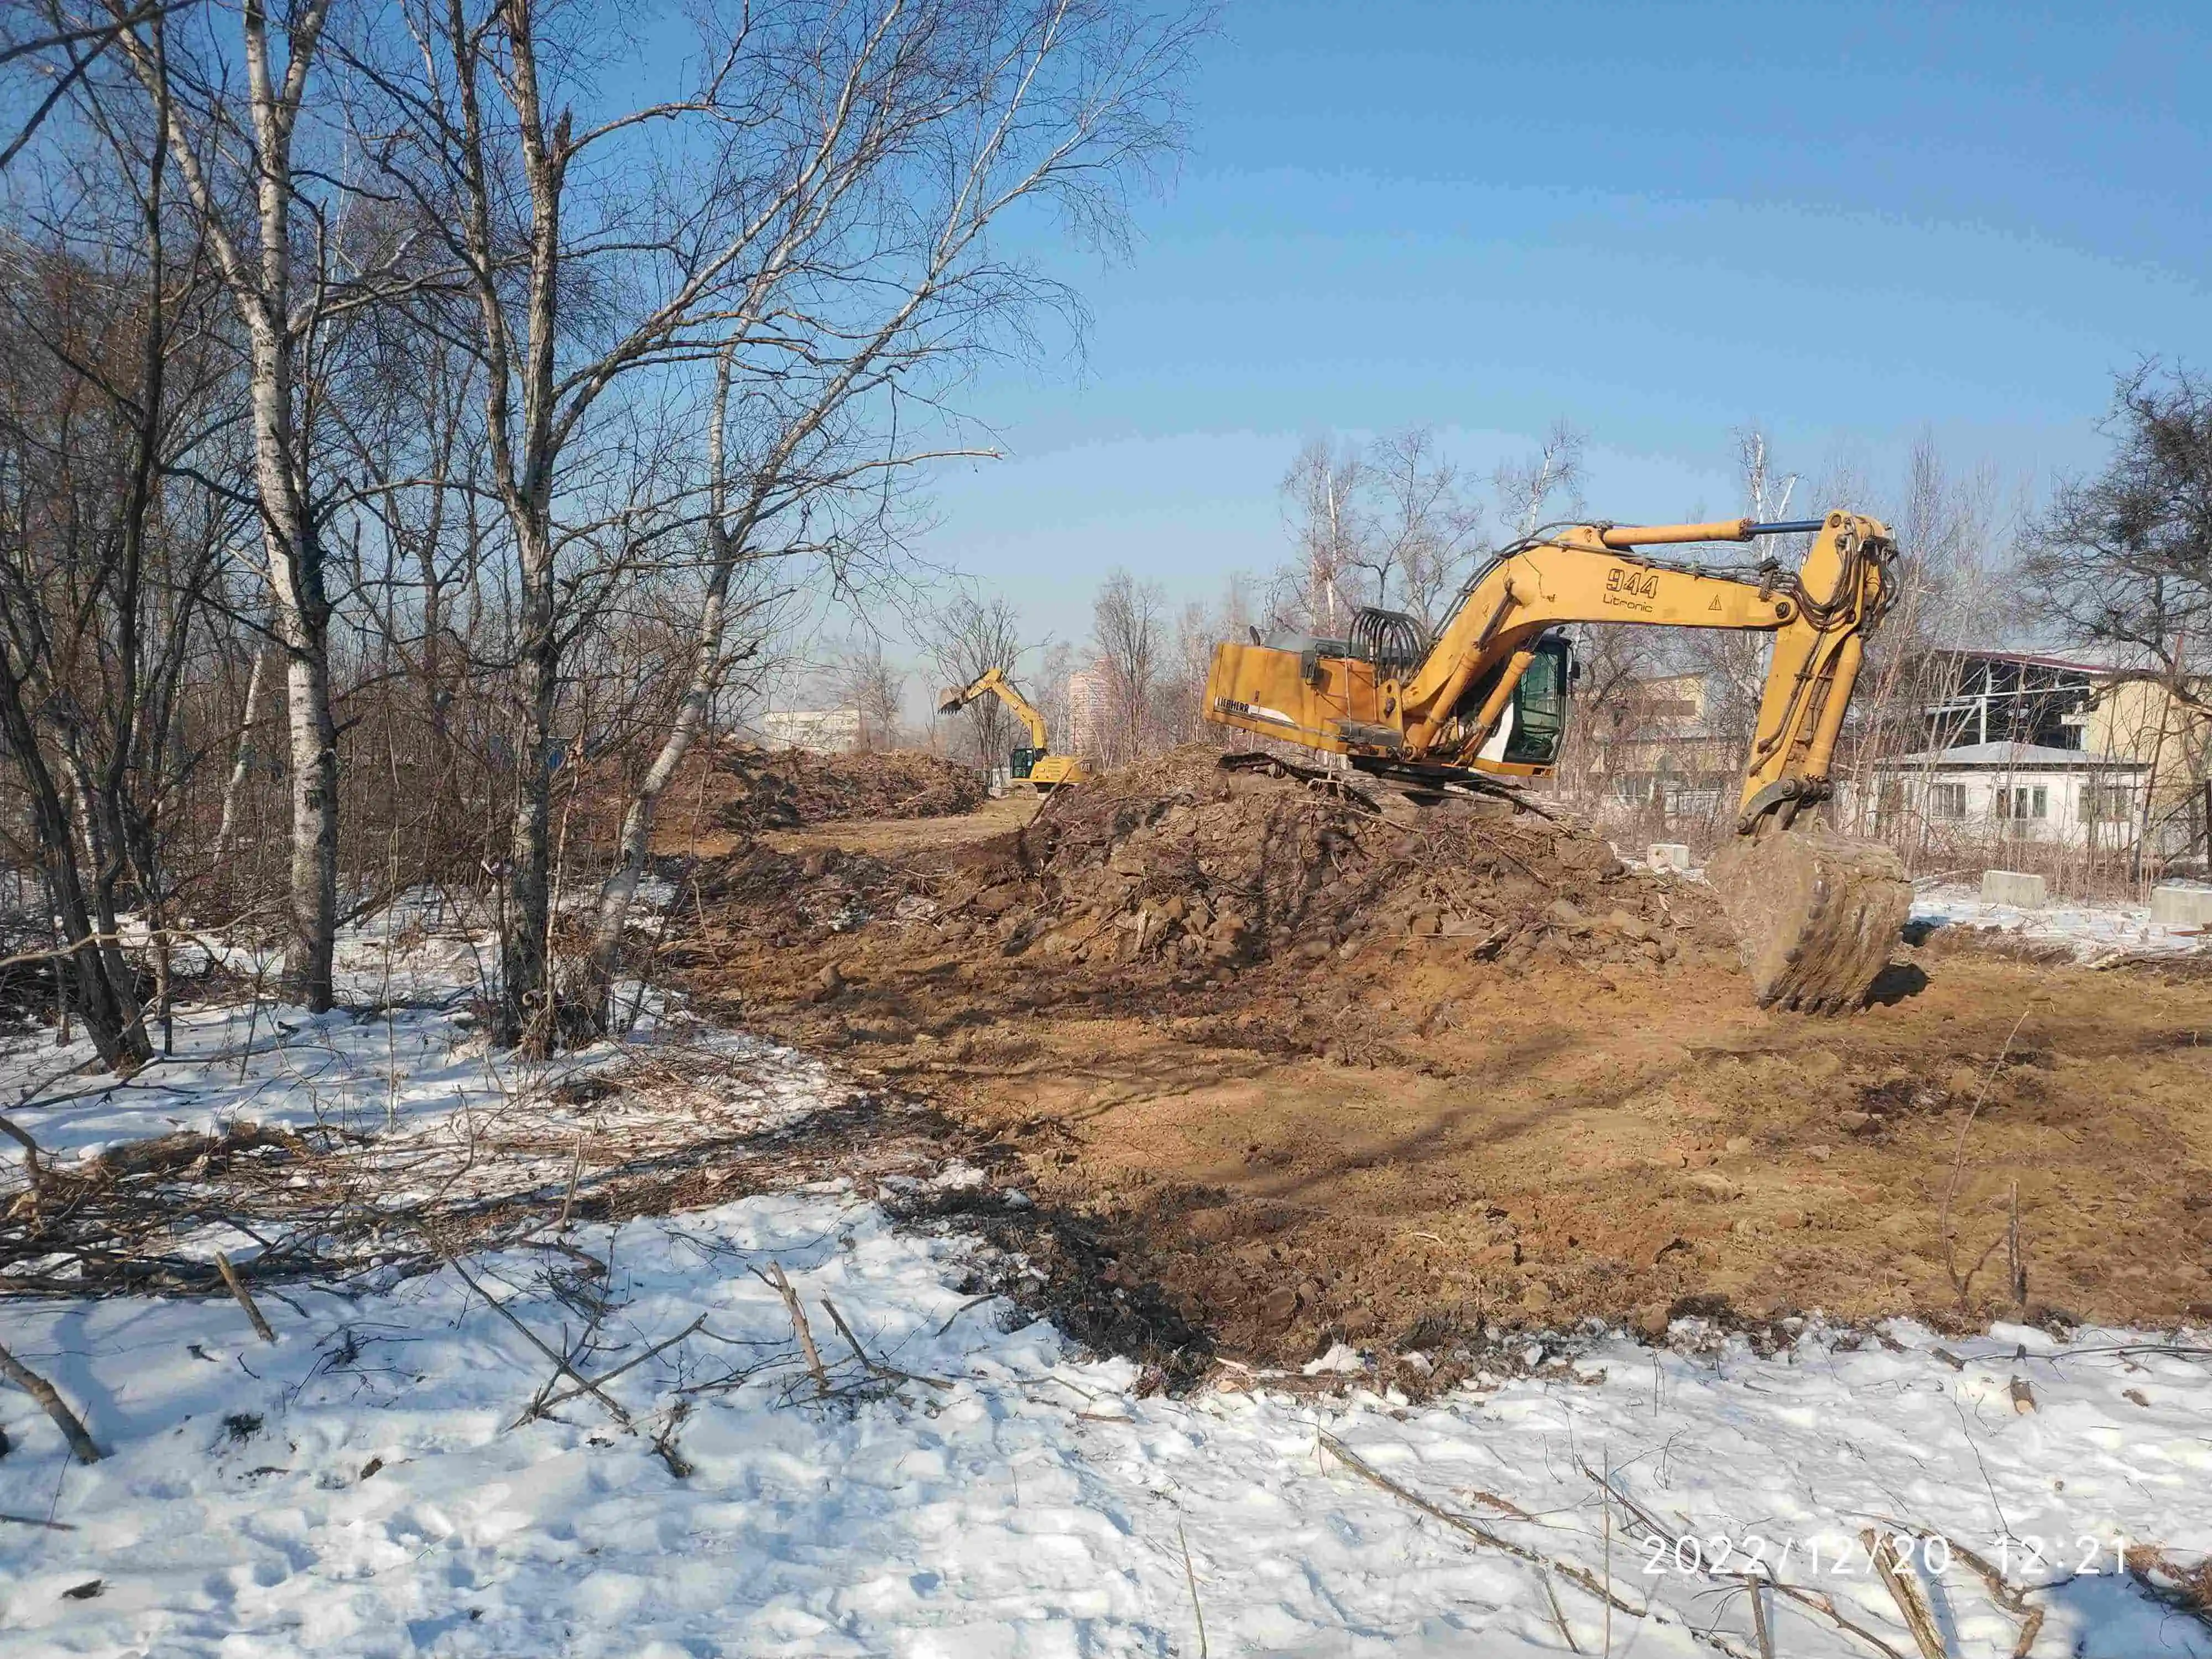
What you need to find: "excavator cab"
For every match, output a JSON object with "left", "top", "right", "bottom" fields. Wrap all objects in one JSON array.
[{"left": 1473, "top": 633, "right": 1573, "bottom": 772}]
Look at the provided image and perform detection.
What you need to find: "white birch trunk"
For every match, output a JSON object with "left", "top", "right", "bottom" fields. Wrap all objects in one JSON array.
[{"left": 212, "top": 640, "right": 270, "bottom": 860}]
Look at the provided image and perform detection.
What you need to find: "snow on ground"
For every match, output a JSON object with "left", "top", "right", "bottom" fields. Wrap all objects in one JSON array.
[
  {"left": 1911, "top": 883, "right": 2211, "bottom": 964},
  {"left": 5, "top": 910, "right": 2211, "bottom": 1656},
  {"left": 6, "top": 1186, "right": 2210, "bottom": 1658},
  {"left": 2, "top": 897, "right": 834, "bottom": 1248}
]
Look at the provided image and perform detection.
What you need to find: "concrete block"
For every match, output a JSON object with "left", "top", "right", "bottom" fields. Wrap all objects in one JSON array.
[
  {"left": 2150, "top": 885, "right": 2212, "bottom": 928},
  {"left": 1980, "top": 869, "right": 2048, "bottom": 909},
  {"left": 1647, "top": 842, "right": 1692, "bottom": 873}
]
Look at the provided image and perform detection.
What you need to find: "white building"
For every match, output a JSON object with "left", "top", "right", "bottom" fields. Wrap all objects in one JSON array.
[
  {"left": 759, "top": 707, "right": 862, "bottom": 754},
  {"left": 1866, "top": 740, "right": 2151, "bottom": 849},
  {"left": 1851, "top": 646, "right": 2210, "bottom": 857}
]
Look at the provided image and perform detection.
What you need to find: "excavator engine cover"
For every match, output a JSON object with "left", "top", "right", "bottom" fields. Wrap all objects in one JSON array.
[{"left": 1705, "top": 826, "right": 1912, "bottom": 1013}]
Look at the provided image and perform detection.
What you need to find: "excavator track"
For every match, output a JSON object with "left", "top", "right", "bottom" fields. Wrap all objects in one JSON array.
[{"left": 1705, "top": 826, "right": 1912, "bottom": 1013}]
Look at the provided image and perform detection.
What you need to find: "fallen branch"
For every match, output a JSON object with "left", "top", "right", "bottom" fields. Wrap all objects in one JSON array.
[
  {"left": 761, "top": 1260, "right": 828, "bottom": 1397},
  {"left": 213, "top": 1251, "right": 276, "bottom": 1343},
  {"left": 1317, "top": 1433, "right": 1662, "bottom": 1635},
  {"left": 0, "top": 1511, "right": 77, "bottom": 1530},
  {"left": 1590, "top": 1466, "right": 1910, "bottom": 1659},
  {"left": 438, "top": 1248, "right": 633, "bottom": 1428},
  {"left": 0, "top": 1339, "right": 102, "bottom": 1464},
  {"left": 1863, "top": 1529, "right": 1948, "bottom": 1659},
  {"left": 1540, "top": 1569, "right": 1583, "bottom": 1653},
  {"left": 0, "top": 1113, "right": 45, "bottom": 1191},
  {"left": 1179, "top": 1523, "right": 1209, "bottom": 1659},
  {"left": 513, "top": 1314, "right": 707, "bottom": 1427},
  {"left": 821, "top": 1295, "right": 951, "bottom": 1392},
  {"left": 651, "top": 1399, "right": 695, "bottom": 1480},
  {"left": 1879, "top": 1525, "right": 2044, "bottom": 1658},
  {"left": 557, "top": 1133, "right": 585, "bottom": 1229}
]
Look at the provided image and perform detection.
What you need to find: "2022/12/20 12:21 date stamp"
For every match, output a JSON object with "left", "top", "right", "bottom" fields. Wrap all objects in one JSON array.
[{"left": 1640, "top": 1531, "right": 2131, "bottom": 1580}]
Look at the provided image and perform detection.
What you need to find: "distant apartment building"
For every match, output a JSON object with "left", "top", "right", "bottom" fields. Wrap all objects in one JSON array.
[
  {"left": 1572, "top": 670, "right": 1744, "bottom": 822},
  {"left": 759, "top": 707, "right": 862, "bottom": 754},
  {"left": 1065, "top": 667, "right": 1111, "bottom": 760}
]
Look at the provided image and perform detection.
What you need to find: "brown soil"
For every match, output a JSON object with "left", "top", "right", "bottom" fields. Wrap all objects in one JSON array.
[
  {"left": 706, "top": 741, "right": 987, "bottom": 838},
  {"left": 667, "top": 746, "right": 2212, "bottom": 1380}
]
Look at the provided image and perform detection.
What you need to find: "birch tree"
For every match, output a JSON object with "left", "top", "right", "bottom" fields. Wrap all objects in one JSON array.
[{"left": 97, "top": 0, "right": 372, "bottom": 1010}]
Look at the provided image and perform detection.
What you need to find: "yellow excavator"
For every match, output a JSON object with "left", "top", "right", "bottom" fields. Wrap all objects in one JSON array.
[
  {"left": 1203, "top": 510, "right": 1912, "bottom": 1012},
  {"left": 938, "top": 666, "right": 1093, "bottom": 791}
]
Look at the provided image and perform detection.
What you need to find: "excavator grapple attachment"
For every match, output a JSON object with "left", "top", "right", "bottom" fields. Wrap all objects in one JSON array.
[{"left": 1705, "top": 826, "right": 1912, "bottom": 1013}]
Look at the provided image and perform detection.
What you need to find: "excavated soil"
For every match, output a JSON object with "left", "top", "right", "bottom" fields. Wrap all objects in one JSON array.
[
  {"left": 709, "top": 742, "right": 986, "bottom": 837},
  {"left": 667, "top": 746, "right": 2212, "bottom": 1383}
]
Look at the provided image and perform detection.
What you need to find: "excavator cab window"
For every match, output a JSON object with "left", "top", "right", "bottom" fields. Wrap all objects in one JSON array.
[
  {"left": 1008, "top": 746, "right": 1044, "bottom": 779},
  {"left": 1501, "top": 635, "right": 1571, "bottom": 766}
]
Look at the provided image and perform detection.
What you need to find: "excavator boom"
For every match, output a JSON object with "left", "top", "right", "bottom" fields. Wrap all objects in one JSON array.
[{"left": 1202, "top": 510, "right": 1911, "bottom": 1011}]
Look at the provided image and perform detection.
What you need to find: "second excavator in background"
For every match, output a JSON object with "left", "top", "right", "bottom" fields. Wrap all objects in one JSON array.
[
  {"left": 938, "top": 666, "right": 1093, "bottom": 791},
  {"left": 1202, "top": 510, "right": 1913, "bottom": 1013}
]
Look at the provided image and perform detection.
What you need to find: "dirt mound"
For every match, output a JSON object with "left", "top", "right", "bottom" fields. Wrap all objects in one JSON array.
[
  {"left": 713, "top": 743, "right": 985, "bottom": 835},
  {"left": 925, "top": 745, "right": 1729, "bottom": 988}
]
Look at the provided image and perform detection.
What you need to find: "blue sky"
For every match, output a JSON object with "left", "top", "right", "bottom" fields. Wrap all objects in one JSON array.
[{"left": 890, "top": 0, "right": 2210, "bottom": 669}]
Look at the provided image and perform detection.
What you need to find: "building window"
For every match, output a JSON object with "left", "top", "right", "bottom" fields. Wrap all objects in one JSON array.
[
  {"left": 1926, "top": 782, "right": 1968, "bottom": 820},
  {"left": 2081, "top": 781, "right": 2132, "bottom": 822},
  {"left": 1995, "top": 785, "right": 2047, "bottom": 821}
]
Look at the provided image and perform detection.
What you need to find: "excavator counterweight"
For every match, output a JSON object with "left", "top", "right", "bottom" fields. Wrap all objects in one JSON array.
[{"left": 1202, "top": 510, "right": 1912, "bottom": 1012}]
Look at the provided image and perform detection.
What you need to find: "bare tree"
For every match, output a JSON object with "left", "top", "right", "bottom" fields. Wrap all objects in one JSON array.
[
  {"left": 1, "top": 0, "right": 175, "bottom": 170},
  {"left": 96, "top": 0, "right": 377, "bottom": 1010},
  {"left": 1161, "top": 579, "right": 1250, "bottom": 745},
  {"left": 1275, "top": 426, "right": 1490, "bottom": 637},
  {"left": 2023, "top": 362, "right": 2212, "bottom": 864},
  {"left": 1493, "top": 419, "right": 1586, "bottom": 540},
  {"left": 1277, "top": 435, "right": 1365, "bottom": 634},
  {"left": 1091, "top": 566, "right": 1164, "bottom": 765},
  {"left": 1835, "top": 434, "right": 2004, "bottom": 850},
  {"left": 0, "top": 82, "right": 247, "bottom": 1063},
  {"left": 567, "top": 0, "right": 1198, "bottom": 1027},
  {"left": 1673, "top": 426, "right": 1798, "bottom": 767},
  {"left": 2024, "top": 362, "right": 2211, "bottom": 706},
  {"left": 1033, "top": 638, "right": 1074, "bottom": 759},
  {"left": 924, "top": 593, "right": 1028, "bottom": 766},
  {"left": 837, "top": 635, "right": 905, "bottom": 752}
]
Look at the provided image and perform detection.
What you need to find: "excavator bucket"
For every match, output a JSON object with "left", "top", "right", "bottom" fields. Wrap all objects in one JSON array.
[{"left": 1705, "top": 826, "right": 1912, "bottom": 1013}]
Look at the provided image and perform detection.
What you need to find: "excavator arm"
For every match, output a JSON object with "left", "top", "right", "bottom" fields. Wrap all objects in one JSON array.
[
  {"left": 938, "top": 666, "right": 1050, "bottom": 750},
  {"left": 1203, "top": 510, "right": 1910, "bottom": 1011}
]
